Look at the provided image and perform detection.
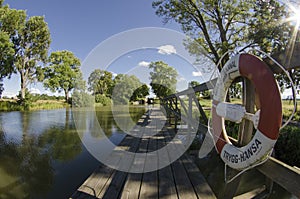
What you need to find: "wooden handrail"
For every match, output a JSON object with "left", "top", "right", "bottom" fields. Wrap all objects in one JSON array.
[{"left": 161, "top": 77, "right": 300, "bottom": 198}]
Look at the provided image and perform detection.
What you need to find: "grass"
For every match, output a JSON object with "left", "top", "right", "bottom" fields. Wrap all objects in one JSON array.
[
  {"left": 0, "top": 99, "right": 69, "bottom": 111},
  {"left": 29, "top": 100, "right": 69, "bottom": 111},
  {"left": 198, "top": 98, "right": 299, "bottom": 122}
]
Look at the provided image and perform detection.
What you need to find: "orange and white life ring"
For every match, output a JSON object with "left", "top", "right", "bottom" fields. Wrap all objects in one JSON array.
[{"left": 212, "top": 53, "right": 282, "bottom": 170}]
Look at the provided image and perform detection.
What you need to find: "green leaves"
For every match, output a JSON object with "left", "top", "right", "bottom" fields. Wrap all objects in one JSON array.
[
  {"left": 88, "top": 69, "right": 113, "bottom": 96},
  {"left": 149, "top": 61, "right": 177, "bottom": 98},
  {"left": 153, "top": 0, "right": 290, "bottom": 69},
  {"left": 0, "top": 3, "right": 51, "bottom": 100},
  {"left": 44, "top": 50, "right": 83, "bottom": 102},
  {"left": 0, "top": 31, "right": 14, "bottom": 78},
  {"left": 112, "top": 74, "right": 148, "bottom": 105}
]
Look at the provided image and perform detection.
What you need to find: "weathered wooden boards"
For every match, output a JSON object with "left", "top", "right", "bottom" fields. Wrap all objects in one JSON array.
[{"left": 71, "top": 107, "right": 216, "bottom": 199}]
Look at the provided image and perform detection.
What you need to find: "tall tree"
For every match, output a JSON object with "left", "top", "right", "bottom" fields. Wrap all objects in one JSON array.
[
  {"left": 44, "top": 50, "right": 84, "bottom": 102},
  {"left": 149, "top": 61, "right": 177, "bottom": 99},
  {"left": 112, "top": 74, "right": 146, "bottom": 105},
  {"left": 152, "top": 0, "right": 288, "bottom": 70},
  {"left": 0, "top": 3, "right": 51, "bottom": 100},
  {"left": 248, "top": 0, "right": 290, "bottom": 54},
  {"left": 88, "top": 69, "right": 113, "bottom": 96},
  {"left": 131, "top": 84, "right": 149, "bottom": 102},
  {"left": 0, "top": 31, "right": 14, "bottom": 97}
]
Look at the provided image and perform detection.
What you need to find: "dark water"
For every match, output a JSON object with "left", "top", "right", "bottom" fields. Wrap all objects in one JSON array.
[{"left": 0, "top": 106, "right": 145, "bottom": 199}]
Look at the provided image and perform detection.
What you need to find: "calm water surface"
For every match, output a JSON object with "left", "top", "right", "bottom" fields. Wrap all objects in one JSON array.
[{"left": 0, "top": 106, "right": 145, "bottom": 199}]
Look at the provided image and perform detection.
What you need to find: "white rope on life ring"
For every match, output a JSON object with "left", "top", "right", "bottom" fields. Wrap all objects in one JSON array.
[{"left": 211, "top": 53, "right": 282, "bottom": 170}]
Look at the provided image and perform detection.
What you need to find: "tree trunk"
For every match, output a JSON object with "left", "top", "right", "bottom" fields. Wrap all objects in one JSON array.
[
  {"left": 20, "top": 71, "right": 26, "bottom": 100},
  {"left": 64, "top": 89, "right": 69, "bottom": 103}
]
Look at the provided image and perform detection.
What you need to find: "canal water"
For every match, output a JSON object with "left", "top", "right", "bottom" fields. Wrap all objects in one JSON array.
[{"left": 0, "top": 106, "right": 145, "bottom": 199}]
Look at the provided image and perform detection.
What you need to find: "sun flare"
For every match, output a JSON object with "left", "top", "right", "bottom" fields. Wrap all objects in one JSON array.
[{"left": 284, "top": 2, "right": 300, "bottom": 28}]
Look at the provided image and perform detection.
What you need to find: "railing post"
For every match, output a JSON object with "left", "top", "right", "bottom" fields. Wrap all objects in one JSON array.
[
  {"left": 220, "top": 78, "right": 255, "bottom": 199},
  {"left": 188, "top": 93, "right": 193, "bottom": 131}
]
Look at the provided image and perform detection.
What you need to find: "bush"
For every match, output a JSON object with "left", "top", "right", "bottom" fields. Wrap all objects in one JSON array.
[
  {"left": 275, "top": 126, "right": 300, "bottom": 167},
  {"left": 0, "top": 101, "right": 23, "bottom": 111},
  {"left": 95, "top": 94, "right": 112, "bottom": 106},
  {"left": 72, "top": 91, "right": 94, "bottom": 107}
]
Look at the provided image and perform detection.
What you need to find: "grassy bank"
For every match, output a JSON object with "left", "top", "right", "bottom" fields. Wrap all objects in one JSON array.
[
  {"left": 198, "top": 98, "right": 299, "bottom": 121},
  {"left": 0, "top": 99, "right": 69, "bottom": 111}
]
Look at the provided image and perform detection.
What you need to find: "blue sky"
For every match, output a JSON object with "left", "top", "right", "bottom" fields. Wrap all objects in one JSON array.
[{"left": 1, "top": 0, "right": 214, "bottom": 97}]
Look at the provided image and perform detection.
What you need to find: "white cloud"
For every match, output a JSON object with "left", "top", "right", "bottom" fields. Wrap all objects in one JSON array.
[
  {"left": 2, "top": 91, "right": 17, "bottom": 98},
  {"left": 29, "top": 88, "right": 41, "bottom": 95},
  {"left": 138, "top": 61, "right": 151, "bottom": 67},
  {"left": 192, "top": 71, "right": 202, "bottom": 77},
  {"left": 157, "top": 45, "right": 177, "bottom": 55},
  {"left": 178, "top": 77, "right": 185, "bottom": 81}
]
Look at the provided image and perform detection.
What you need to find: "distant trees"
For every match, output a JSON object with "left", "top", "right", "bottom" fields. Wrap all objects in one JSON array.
[
  {"left": 87, "top": 69, "right": 149, "bottom": 105},
  {"left": 131, "top": 84, "right": 149, "bottom": 102},
  {"left": 88, "top": 69, "right": 113, "bottom": 97},
  {"left": 149, "top": 61, "right": 177, "bottom": 99},
  {"left": 0, "top": 3, "right": 51, "bottom": 100},
  {"left": 112, "top": 74, "right": 149, "bottom": 105},
  {"left": 44, "top": 51, "right": 84, "bottom": 102}
]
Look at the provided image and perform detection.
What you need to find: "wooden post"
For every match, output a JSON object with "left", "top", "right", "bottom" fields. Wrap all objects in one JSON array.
[
  {"left": 169, "top": 99, "right": 172, "bottom": 124},
  {"left": 175, "top": 97, "right": 178, "bottom": 131},
  {"left": 220, "top": 78, "right": 255, "bottom": 199},
  {"left": 188, "top": 94, "right": 193, "bottom": 131}
]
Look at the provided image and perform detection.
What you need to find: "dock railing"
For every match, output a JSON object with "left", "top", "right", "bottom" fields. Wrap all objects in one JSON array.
[{"left": 161, "top": 78, "right": 300, "bottom": 199}]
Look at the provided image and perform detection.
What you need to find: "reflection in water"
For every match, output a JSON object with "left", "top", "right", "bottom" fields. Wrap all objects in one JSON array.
[
  {"left": 0, "top": 106, "right": 146, "bottom": 199},
  {"left": 0, "top": 127, "right": 53, "bottom": 199}
]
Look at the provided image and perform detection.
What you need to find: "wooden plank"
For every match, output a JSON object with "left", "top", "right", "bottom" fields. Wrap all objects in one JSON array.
[
  {"left": 157, "top": 132, "right": 178, "bottom": 199},
  {"left": 180, "top": 155, "right": 216, "bottom": 199},
  {"left": 120, "top": 119, "right": 150, "bottom": 199},
  {"left": 100, "top": 136, "right": 142, "bottom": 199},
  {"left": 233, "top": 186, "right": 266, "bottom": 199},
  {"left": 72, "top": 111, "right": 146, "bottom": 199},
  {"left": 73, "top": 107, "right": 217, "bottom": 199},
  {"left": 140, "top": 130, "right": 158, "bottom": 198},
  {"left": 71, "top": 166, "right": 113, "bottom": 198},
  {"left": 164, "top": 129, "right": 198, "bottom": 199},
  {"left": 257, "top": 157, "right": 300, "bottom": 198}
]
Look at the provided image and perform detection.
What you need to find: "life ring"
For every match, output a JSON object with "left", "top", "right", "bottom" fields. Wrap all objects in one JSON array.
[{"left": 212, "top": 53, "right": 282, "bottom": 170}]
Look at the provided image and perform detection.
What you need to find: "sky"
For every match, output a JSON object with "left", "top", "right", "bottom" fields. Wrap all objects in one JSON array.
[{"left": 2, "top": 0, "right": 214, "bottom": 97}]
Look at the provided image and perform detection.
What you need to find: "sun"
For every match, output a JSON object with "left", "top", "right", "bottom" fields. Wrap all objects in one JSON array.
[
  {"left": 285, "top": 2, "right": 300, "bottom": 28},
  {"left": 294, "top": 11, "right": 300, "bottom": 27}
]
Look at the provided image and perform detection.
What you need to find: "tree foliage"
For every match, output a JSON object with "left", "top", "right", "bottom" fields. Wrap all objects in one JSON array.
[
  {"left": 0, "top": 3, "right": 51, "bottom": 100},
  {"left": 153, "top": 0, "right": 289, "bottom": 70},
  {"left": 149, "top": 61, "right": 177, "bottom": 98},
  {"left": 112, "top": 74, "right": 148, "bottom": 105},
  {"left": 131, "top": 84, "right": 149, "bottom": 102},
  {"left": 44, "top": 50, "right": 84, "bottom": 102},
  {"left": 88, "top": 69, "right": 113, "bottom": 96},
  {"left": 248, "top": 0, "right": 290, "bottom": 54},
  {"left": 0, "top": 31, "right": 14, "bottom": 97}
]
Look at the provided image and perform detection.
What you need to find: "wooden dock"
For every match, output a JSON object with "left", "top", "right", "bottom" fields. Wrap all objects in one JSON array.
[{"left": 71, "top": 107, "right": 216, "bottom": 199}]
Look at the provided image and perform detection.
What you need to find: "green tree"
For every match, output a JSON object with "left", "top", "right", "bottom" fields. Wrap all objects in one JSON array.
[
  {"left": 229, "top": 82, "right": 242, "bottom": 99},
  {"left": 88, "top": 69, "right": 113, "bottom": 96},
  {"left": 248, "top": 0, "right": 290, "bottom": 54},
  {"left": 149, "top": 61, "right": 177, "bottom": 99},
  {"left": 112, "top": 74, "right": 145, "bottom": 105},
  {"left": 0, "top": 31, "right": 14, "bottom": 97},
  {"left": 44, "top": 50, "right": 84, "bottom": 102},
  {"left": 189, "top": 80, "right": 200, "bottom": 97},
  {"left": 0, "top": 3, "right": 51, "bottom": 100},
  {"left": 131, "top": 84, "right": 149, "bottom": 102},
  {"left": 152, "top": 0, "right": 288, "bottom": 69}
]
